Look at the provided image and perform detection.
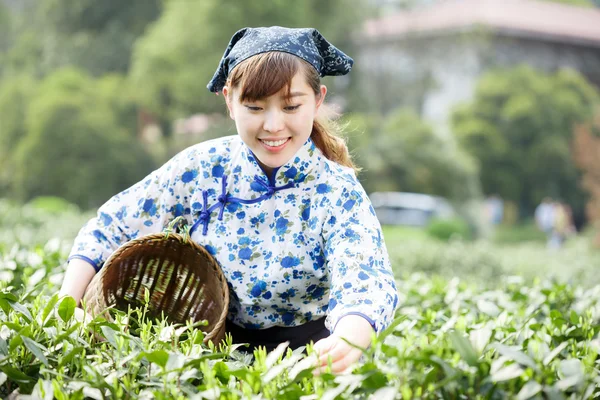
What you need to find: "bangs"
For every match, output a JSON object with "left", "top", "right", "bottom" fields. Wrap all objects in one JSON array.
[{"left": 227, "top": 52, "right": 304, "bottom": 102}]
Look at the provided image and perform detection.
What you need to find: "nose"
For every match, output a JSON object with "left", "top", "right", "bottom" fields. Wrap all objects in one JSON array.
[{"left": 262, "top": 110, "right": 285, "bottom": 133}]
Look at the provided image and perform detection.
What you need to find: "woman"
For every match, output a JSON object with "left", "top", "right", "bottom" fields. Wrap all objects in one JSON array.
[{"left": 60, "top": 26, "right": 398, "bottom": 373}]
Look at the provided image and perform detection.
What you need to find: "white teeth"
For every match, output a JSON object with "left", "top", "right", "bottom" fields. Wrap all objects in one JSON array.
[{"left": 261, "top": 138, "right": 288, "bottom": 147}]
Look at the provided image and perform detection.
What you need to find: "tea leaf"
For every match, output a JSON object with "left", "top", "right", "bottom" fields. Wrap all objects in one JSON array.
[
  {"left": 569, "top": 310, "right": 579, "bottom": 325},
  {"left": 449, "top": 331, "right": 479, "bottom": 367},
  {"left": 491, "top": 363, "right": 523, "bottom": 382},
  {"left": 9, "top": 301, "right": 33, "bottom": 322},
  {"left": 542, "top": 342, "right": 569, "bottom": 366},
  {"left": 143, "top": 350, "right": 169, "bottom": 368},
  {"left": 57, "top": 297, "right": 76, "bottom": 323},
  {"left": 492, "top": 343, "right": 537, "bottom": 370},
  {"left": 516, "top": 380, "right": 542, "bottom": 400},
  {"left": 100, "top": 326, "right": 118, "bottom": 348},
  {"left": 0, "top": 365, "right": 34, "bottom": 383},
  {"left": 469, "top": 327, "right": 493, "bottom": 354},
  {"left": 42, "top": 293, "right": 60, "bottom": 326},
  {"left": 21, "top": 336, "right": 49, "bottom": 366}
]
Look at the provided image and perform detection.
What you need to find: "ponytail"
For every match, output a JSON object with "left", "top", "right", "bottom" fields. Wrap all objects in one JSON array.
[{"left": 311, "top": 105, "right": 360, "bottom": 173}]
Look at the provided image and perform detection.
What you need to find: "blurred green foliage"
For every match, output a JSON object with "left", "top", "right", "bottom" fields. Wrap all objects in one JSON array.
[
  {"left": 545, "top": 0, "right": 596, "bottom": 6},
  {"left": 26, "top": 196, "right": 80, "bottom": 214},
  {"left": 345, "top": 109, "right": 481, "bottom": 202},
  {"left": 492, "top": 222, "right": 548, "bottom": 244},
  {"left": 9, "top": 68, "right": 155, "bottom": 208},
  {"left": 452, "top": 66, "right": 600, "bottom": 220},
  {"left": 426, "top": 217, "right": 472, "bottom": 242},
  {"left": 0, "top": 75, "right": 37, "bottom": 194}
]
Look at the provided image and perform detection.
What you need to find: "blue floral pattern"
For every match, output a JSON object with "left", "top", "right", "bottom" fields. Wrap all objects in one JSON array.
[{"left": 69, "top": 136, "right": 398, "bottom": 332}]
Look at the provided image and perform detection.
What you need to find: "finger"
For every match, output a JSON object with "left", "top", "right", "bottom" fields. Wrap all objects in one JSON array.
[
  {"left": 312, "top": 337, "right": 334, "bottom": 357},
  {"left": 318, "top": 341, "right": 359, "bottom": 366},
  {"left": 318, "top": 344, "right": 346, "bottom": 366},
  {"left": 326, "top": 349, "right": 363, "bottom": 373}
]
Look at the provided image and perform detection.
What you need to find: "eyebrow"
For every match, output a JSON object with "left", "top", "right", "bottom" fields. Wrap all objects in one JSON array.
[{"left": 288, "top": 91, "right": 308, "bottom": 98}]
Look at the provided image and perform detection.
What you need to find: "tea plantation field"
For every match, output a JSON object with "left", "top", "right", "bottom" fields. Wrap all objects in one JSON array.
[{"left": 1, "top": 200, "right": 599, "bottom": 399}]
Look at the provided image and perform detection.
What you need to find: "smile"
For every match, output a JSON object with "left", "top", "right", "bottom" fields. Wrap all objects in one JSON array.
[{"left": 260, "top": 138, "right": 290, "bottom": 147}]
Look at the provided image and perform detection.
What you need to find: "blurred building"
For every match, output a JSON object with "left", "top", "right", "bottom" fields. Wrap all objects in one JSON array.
[{"left": 357, "top": 0, "right": 600, "bottom": 135}]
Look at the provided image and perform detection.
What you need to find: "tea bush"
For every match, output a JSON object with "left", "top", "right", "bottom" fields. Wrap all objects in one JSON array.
[{"left": 1, "top": 203, "right": 599, "bottom": 398}]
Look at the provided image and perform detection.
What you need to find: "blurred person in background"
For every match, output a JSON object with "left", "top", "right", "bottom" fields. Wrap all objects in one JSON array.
[
  {"left": 548, "top": 200, "right": 576, "bottom": 249},
  {"left": 535, "top": 197, "right": 555, "bottom": 244},
  {"left": 484, "top": 194, "right": 504, "bottom": 226}
]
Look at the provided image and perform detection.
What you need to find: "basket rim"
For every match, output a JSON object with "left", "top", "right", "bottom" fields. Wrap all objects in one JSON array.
[{"left": 91, "top": 231, "right": 230, "bottom": 343}]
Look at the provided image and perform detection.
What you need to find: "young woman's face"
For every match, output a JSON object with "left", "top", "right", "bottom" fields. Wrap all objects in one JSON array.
[{"left": 224, "top": 73, "right": 327, "bottom": 175}]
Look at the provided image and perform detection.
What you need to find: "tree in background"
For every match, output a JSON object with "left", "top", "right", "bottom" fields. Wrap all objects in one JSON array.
[
  {"left": 346, "top": 108, "right": 480, "bottom": 202},
  {"left": 11, "top": 68, "right": 155, "bottom": 209},
  {"left": 36, "top": 0, "right": 162, "bottom": 76},
  {"left": 0, "top": 0, "right": 162, "bottom": 79},
  {"left": 0, "top": 3, "right": 11, "bottom": 72},
  {"left": 572, "top": 111, "right": 600, "bottom": 246},
  {"left": 452, "top": 66, "right": 600, "bottom": 224},
  {"left": 130, "top": 0, "right": 368, "bottom": 135},
  {"left": 0, "top": 75, "right": 37, "bottom": 194}
]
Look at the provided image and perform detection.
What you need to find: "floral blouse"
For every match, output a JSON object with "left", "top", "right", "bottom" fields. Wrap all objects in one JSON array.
[{"left": 69, "top": 135, "right": 398, "bottom": 333}]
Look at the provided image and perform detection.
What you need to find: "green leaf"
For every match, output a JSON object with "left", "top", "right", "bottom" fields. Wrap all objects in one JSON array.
[
  {"left": 143, "top": 350, "right": 169, "bottom": 368},
  {"left": 569, "top": 310, "right": 579, "bottom": 325},
  {"left": 100, "top": 326, "right": 118, "bottom": 348},
  {"left": 550, "top": 310, "right": 563, "bottom": 319},
  {"left": 9, "top": 334, "right": 23, "bottom": 353},
  {"left": 57, "top": 297, "right": 76, "bottom": 323},
  {"left": 9, "top": 301, "right": 33, "bottom": 322},
  {"left": 59, "top": 346, "right": 85, "bottom": 368},
  {"left": 469, "top": 327, "right": 493, "bottom": 354},
  {"left": 543, "top": 342, "right": 568, "bottom": 366},
  {"left": 0, "top": 298, "right": 10, "bottom": 315},
  {"left": 449, "top": 331, "right": 479, "bottom": 367},
  {"left": 0, "top": 365, "right": 34, "bottom": 383},
  {"left": 430, "top": 356, "right": 458, "bottom": 379},
  {"left": 516, "top": 380, "right": 542, "bottom": 400},
  {"left": 543, "top": 385, "right": 566, "bottom": 400},
  {"left": 0, "top": 292, "right": 18, "bottom": 302},
  {"left": 491, "top": 363, "right": 524, "bottom": 382},
  {"left": 492, "top": 343, "right": 538, "bottom": 370},
  {"left": 52, "top": 380, "right": 66, "bottom": 400},
  {"left": 21, "top": 336, "right": 49, "bottom": 366},
  {"left": 0, "top": 338, "right": 7, "bottom": 356},
  {"left": 55, "top": 324, "right": 80, "bottom": 342},
  {"left": 3, "top": 321, "right": 22, "bottom": 331},
  {"left": 42, "top": 294, "right": 60, "bottom": 326}
]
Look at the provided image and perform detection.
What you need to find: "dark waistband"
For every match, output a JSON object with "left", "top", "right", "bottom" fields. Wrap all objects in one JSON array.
[{"left": 226, "top": 317, "right": 329, "bottom": 351}]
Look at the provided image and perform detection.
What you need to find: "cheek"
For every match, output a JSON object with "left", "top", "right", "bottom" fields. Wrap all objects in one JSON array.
[
  {"left": 292, "top": 110, "right": 316, "bottom": 132},
  {"left": 235, "top": 114, "right": 260, "bottom": 133}
]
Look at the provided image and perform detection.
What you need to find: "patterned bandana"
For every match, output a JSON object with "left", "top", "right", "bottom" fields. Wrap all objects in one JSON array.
[{"left": 207, "top": 26, "right": 354, "bottom": 93}]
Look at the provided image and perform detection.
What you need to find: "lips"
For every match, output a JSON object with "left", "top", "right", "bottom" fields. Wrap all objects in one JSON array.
[{"left": 260, "top": 138, "right": 289, "bottom": 147}]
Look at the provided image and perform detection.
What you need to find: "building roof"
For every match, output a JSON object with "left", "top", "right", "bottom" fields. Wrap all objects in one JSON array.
[{"left": 363, "top": 0, "right": 600, "bottom": 48}]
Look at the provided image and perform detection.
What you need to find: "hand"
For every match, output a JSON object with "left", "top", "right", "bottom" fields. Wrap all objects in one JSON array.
[{"left": 312, "top": 315, "right": 374, "bottom": 374}]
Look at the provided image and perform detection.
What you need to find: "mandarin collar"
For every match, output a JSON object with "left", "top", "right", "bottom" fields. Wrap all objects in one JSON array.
[{"left": 241, "top": 137, "right": 319, "bottom": 187}]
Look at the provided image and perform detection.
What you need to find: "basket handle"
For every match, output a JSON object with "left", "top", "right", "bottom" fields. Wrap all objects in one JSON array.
[{"left": 164, "top": 216, "right": 192, "bottom": 243}]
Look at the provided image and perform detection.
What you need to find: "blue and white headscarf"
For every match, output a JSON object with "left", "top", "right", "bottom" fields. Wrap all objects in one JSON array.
[{"left": 207, "top": 26, "right": 354, "bottom": 93}]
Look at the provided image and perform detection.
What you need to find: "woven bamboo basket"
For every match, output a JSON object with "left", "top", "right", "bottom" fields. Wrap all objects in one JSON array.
[{"left": 82, "top": 219, "right": 229, "bottom": 345}]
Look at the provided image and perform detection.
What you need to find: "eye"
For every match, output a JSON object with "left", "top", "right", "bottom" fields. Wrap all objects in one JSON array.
[
  {"left": 284, "top": 105, "right": 301, "bottom": 111},
  {"left": 245, "top": 105, "right": 262, "bottom": 111}
]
